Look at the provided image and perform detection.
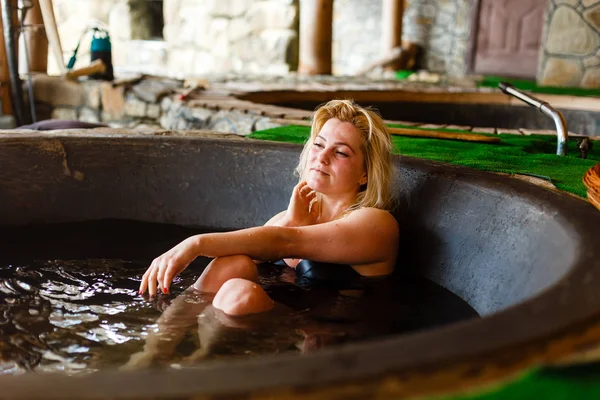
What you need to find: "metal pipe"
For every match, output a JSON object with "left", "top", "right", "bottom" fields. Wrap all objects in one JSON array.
[
  {"left": 1, "top": 0, "right": 26, "bottom": 126},
  {"left": 499, "top": 82, "right": 568, "bottom": 156},
  {"left": 540, "top": 103, "right": 568, "bottom": 156}
]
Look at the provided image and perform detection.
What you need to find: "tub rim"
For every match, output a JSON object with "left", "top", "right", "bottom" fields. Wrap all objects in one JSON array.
[{"left": 0, "top": 132, "right": 599, "bottom": 399}]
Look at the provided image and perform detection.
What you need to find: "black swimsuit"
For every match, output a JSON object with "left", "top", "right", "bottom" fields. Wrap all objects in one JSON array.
[{"left": 274, "top": 259, "right": 361, "bottom": 286}]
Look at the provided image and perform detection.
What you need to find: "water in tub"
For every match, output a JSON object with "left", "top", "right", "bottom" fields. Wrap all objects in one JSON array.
[{"left": 0, "top": 220, "right": 478, "bottom": 373}]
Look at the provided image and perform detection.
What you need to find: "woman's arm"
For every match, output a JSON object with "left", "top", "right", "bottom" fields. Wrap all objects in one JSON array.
[{"left": 139, "top": 208, "right": 398, "bottom": 295}]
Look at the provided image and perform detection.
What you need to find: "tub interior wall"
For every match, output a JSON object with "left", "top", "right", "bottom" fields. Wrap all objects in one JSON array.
[{"left": 0, "top": 136, "right": 577, "bottom": 316}]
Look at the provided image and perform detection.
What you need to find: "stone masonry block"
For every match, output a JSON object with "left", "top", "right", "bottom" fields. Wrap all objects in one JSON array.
[
  {"left": 167, "top": 49, "right": 197, "bottom": 78},
  {"left": 82, "top": 81, "right": 102, "bottom": 110},
  {"left": 146, "top": 104, "right": 161, "bottom": 119},
  {"left": 247, "top": 1, "right": 297, "bottom": 32},
  {"left": 258, "top": 29, "right": 297, "bottom": 64},
  {"left": 79, "top": 107, "right": 101, "bottom": 123},
  {"left": 582, "top": 66, "right": 600, "bottom": 88},
  {"left": 124, "top": 94, "right": 148, "bottom": 117},
  {"left": 584, "top": 4, "right": 600, "bottom": 30},
  {"left": 205, "top": 0, "right": 251, "bottom": 18},
  {"left": 540, "top": 57, "right": 584, "bottom": 86},
  {"left": 101, "top": 83, "right": 126, "bottom": 120},
  {"left": 228, "top": 17, "right": 253, "bottom": 42},
  {"left": 33, "top": 75, "right": 85, "bottom": 108},
  {"left": 546, "top": 6, "right": 599, "bottom": 56},
  {"left": 51, "top": 107, "right": 78, "bottom": 120},
  {"left": 209, "top": 109, "right": 257, "bottom": 135}
]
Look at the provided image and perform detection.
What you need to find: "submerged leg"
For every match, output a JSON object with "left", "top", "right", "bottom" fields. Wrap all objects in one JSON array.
[
  {"left": 213, "top": 278, "right": 274, "bottom": 316},
  {"left": 121, "top": 287, "right": 210, "bottom": 370},
  {"left": 193, "top": 255, "right": 259, "bottom": 293}
]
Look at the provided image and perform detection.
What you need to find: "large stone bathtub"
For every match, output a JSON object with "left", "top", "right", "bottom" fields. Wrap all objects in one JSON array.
[{"left": 0, "top": 131, "right": 599, "bottom": 399}]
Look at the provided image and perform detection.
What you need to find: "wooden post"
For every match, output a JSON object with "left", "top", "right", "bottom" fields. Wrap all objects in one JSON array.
[
  {"left": 24, "top": 0, "right": 47, "bottom": 73},
  {"left": 298, "top": 0, "right": 333, "bottom": 75},
  {"left": 0, "top": 11, "right": 12, "bottom": 116},
  {"left": 382, "top": 0, "right": 404, "bottom": 71},
  {"left": 39, "top": 0, "right": 65, "bottom": 73}
]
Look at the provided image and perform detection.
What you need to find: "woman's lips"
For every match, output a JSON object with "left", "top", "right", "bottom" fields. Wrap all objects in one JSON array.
[{"left": 311, "top": 168, "right": 329, "bottom": 176}]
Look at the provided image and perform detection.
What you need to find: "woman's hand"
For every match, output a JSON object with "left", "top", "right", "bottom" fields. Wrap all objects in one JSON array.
[
  {"left": 284, "top": 181, "right": 318, "bottom": 227},
  {"left": 139, "top": 236, "right": 200, "bottom": 297}
]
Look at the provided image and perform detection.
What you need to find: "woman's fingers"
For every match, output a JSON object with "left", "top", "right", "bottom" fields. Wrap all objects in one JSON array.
[
  {"left": 147, "top": 263, "right": 159, "bottom": 298},
  {"left": 299, "top": 185, "right": 315, "bottom": 199},
  {"left": 138, "top": 270, "right": 148, "bottom": 294},
  {"left": 163, "top": 272, "right": 174, "bottom": 295},
  {"left": 295, "top": 180, "right": 307, "bottom": 192},
  {"left": 139, "top": 236, "right": 200, "bottom": 297}
]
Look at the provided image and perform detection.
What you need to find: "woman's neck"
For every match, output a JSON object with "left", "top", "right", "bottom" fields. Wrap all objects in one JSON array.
[{"left": 317, "top": 193, "right": 359, "bottom": 222}]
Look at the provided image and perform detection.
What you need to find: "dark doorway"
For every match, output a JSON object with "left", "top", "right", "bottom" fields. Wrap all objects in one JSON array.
[{"left": 130, "top": 0, "right": 164, "bottom": 40}]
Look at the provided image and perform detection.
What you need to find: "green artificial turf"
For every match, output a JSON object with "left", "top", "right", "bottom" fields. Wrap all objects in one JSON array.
[
  {"left": 432, "top": 364, "right": 600, "bottom": 400},
  {"left": 249, "top": 125, "right": 599, "bottom": 198},
  {"left": 477, "top": 76, "right": 600, "bottom": 98},
  {"left": 393, "top": 70, "right": 600, "bottom": 98}
]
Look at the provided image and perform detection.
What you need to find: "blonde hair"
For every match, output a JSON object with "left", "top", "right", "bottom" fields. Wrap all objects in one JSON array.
[{"left": 296, "top": 99, "right": 394, "bottom": 213}]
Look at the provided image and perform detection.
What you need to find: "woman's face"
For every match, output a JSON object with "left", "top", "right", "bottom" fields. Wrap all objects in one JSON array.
[{"left": 305, "top": 118, "right": 367, "bottom": 196}]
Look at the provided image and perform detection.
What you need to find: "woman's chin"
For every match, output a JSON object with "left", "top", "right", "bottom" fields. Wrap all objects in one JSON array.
[{"left": 305, "top": 177, "right": 324, "bottom": 191}]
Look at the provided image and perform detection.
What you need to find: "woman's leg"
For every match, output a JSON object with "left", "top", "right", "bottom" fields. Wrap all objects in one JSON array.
[
  {"left": 213, "top": 278, "right": 274, "bottom": 316},
  {"left": 193, "top": 255, "right": 274, "bottom": 316},
  {"left": 193, "top": 255, "right": 259, "bottom": 293}
]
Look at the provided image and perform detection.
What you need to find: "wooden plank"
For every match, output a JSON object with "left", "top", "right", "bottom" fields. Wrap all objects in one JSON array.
[
  {"left": 388, "top": 127, "right": 500, "bottom": 143},
  {"left": 240, "top": 90, "right": 600, "bottom": 111}
]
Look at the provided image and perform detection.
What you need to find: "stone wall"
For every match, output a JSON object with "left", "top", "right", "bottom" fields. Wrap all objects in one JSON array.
[
  {"left": 333, "top": 0, "right": 473, "bottom": 76},
  {"left": 164, "top": 0, "right": 299, "bottom": 77},
  {"left": 51, "top": 0, "right": 474, "bottom": 78},
  {"left": 50, "top": 0, "right": 299, "bottom": 77},
  {"left": 332, "top": 0, "right": 382, "bottom": 75},
  {"left": 33, "top": 75, "right": 280, "bottom": 135},
  {"left": 538, "top": 0, "right": 600, "bottom": 88},
  {"left": 402, "top": 0, "right": 473, "bottom": 76}
]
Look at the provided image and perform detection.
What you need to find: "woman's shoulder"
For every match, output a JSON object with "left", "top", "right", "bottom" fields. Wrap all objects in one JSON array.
[
  {"left": 348, "top": 206, "right": 394, "bottom": 217},
  {"left": 345, "top": 207, "right": 398, "bottom": 230}
]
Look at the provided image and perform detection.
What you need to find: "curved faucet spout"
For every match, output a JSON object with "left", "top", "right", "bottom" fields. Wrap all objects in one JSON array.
[{"left": 499, "top": 82, "right": 568, "bottom": 156}]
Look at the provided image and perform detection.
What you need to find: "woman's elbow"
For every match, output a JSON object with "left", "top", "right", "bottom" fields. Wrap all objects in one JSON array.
[{"left": 272, "top": 226, "right": 300, "bottom": 259}]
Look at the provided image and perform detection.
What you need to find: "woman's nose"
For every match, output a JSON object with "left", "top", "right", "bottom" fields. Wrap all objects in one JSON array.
[{"left": 317, "top": 148, "right": 330, "bottom": 164}]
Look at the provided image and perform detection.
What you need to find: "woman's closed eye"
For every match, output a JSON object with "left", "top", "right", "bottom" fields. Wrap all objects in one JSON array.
[
  {"left": 313, "top": 142, "right": 324, "bottom": 148},
  {"left": 335, "top": 151, "right": 348, "bottom": 157}
]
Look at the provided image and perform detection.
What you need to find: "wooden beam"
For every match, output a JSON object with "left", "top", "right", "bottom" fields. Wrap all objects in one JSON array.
[
  {"left": 0, "top": 9, "right": 13, "bottom": 116},
  {"left": 39, "top": 0, "right": 65, "bottom": 74},
  {"left": 382, "top": 0, "right": 404, "bottom": 71},
  {"left": 240, "top": 90, "right": 600, "bottom": 112},
  {"left": 298, "top": 0, "right": 333, "bottom": 75},
  {"left": 23, "top": 0, "right": 47, "bottom": 73}
]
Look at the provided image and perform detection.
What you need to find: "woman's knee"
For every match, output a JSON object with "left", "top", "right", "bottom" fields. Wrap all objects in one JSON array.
[
  {"left": 212, "top": 278, "right": 274, "bottom": 316},
  {"left": 193, "top": 255, "right": 258, "bottom": 293}
]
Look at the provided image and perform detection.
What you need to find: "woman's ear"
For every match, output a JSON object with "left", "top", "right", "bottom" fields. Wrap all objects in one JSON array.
[{"left": 359, "top": 174, "right": 367, "bottom": 186}]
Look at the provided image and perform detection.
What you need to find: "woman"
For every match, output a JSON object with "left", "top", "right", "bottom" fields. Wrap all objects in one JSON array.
[{"left": 138, "top": 99, "right": 399, "bottom": 317}]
